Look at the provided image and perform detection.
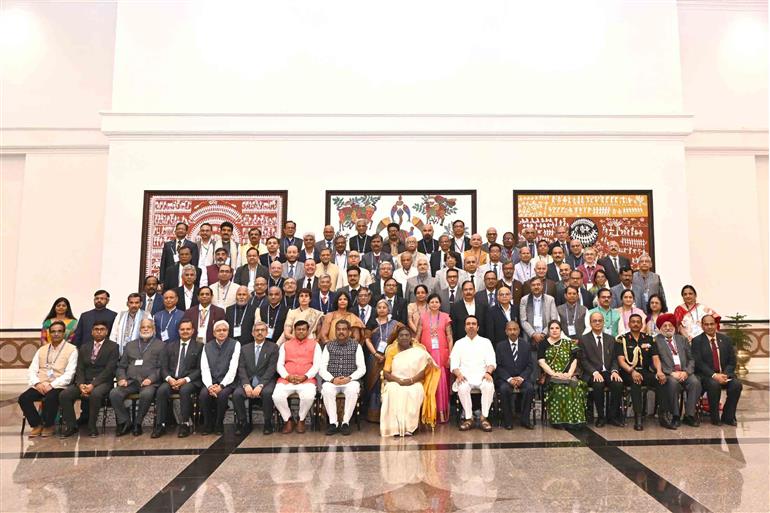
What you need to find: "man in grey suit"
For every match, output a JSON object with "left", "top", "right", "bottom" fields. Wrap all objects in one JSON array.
[
  {"left": 436, "top": 268, "right": 460, "bottom": 313},
  {"left": 361, "top": 234, "right": 393, "bottom": 281},
  {"left": 557, "top": 286, "right": 588, "bottom": 339},
  {"left": 405, "top": 256, "right": 441, "bottom": 302},
  {"left": 580, "top": 312, "right": 624, "bottom": 427},
  {"left": 519, "top": 277, "right": 559, "bottom": 382},
  {"left": 281, "top": 246, "right": 306, "bottom": 281},
  {"left": 315, "top": 225, "right": 337, "bottom": 253},
  {"left": 109, "top": 319, "right": 165, "bottom": 436},
  {"left": 654, "top": 313, "right": 701, "bottom": 429},
  {"left": 632, "top": 254, "right": 666, "bottom": 310},
  {"left": 233, "top": 322, "right": 279, "bottom": 435},
  {"left": 611, "top": 267, "right": 641, "bottom": 308},
  {"left": 234, "top": 247, "right": 270, "bottom": 287}
]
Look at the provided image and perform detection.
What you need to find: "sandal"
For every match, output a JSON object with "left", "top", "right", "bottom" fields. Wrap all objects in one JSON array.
[{"left": 480, "top": 417, "right": 493, "bottom": 432}]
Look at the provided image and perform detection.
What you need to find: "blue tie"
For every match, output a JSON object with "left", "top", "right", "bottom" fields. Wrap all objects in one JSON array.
[{"left": 251, "top": 344, "right": 262, "bottom": 387}]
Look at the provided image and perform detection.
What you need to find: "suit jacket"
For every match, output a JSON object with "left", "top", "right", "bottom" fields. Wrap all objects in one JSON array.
[
  {"left": 316, "top": 263, "right": 341, "bottom": 292},
  {"left": 598, "top": 255, "right": 631, "bottom": 287},
  {"left": 298, "top": 248, "right": 321, "bottom": 263},
  {"left": 279, "top": 237, "right": 302, "bottom": 255},
  {"left": 655, "top": 334, "right": 694, "bottom": 375},
  {"left": 163, "top": 263, "right": 201, "bottom": 292},
  {"left": 267, "top": 276, "right": 285, "bottom": 290},
  {"left": 281, "top": 261, "right": 306, "bottom": 280},
  {"left": 548, "top": 240, "right": 571, "bottom": 257},
  {"left": 360, "top": 252, "right": 393, "bottom": 275},
  {"left": 494, "top": 337, "right": 533, "bottom": 385},
  {"left": 436, "top": 286, "right": 457, "bottom": 314},
  {"left": 348, "top": 234, "right": 373, "bottom": 254},
  {"left": 297, "top": 275, "right": 320, "bottom": 293},
  {"left": 72, "top": 308, "right": 117, "bottom": 347},
  {"left": 233, "top": 263, "right": 269, "bottom": 286},
  {"left": 336, "top": 286, "right": 363, "bottom": 303},
  {"left": 181, "top": 304, "right": 226, "bottom": 343},
  {"left": 140, "top": 293, "right": 164, "bottom": 316},
  {"left": 310, "top": 290, "right": 337, "bottom": 314},
  {"left": 580, "top": 331, "right": 619, "bottom": 379},
  {"left": 175, "top": 285, "right": 200, "bottom": 311},
  {"left": 256, "top": 303, "right": 288, "bottom": 343},
  {"left": 160, "top": 339, "right": 204, "bottom": 385},
  {"left": 159, "top": 239, "right": 199, "bottom": 283},
  {"left": 383, "top": 240, "right": 406, "bottom": 255},
  {"left": 75, "top": 339, "right": 119, "bottom": 386},
  {"left": 500, "top": 246, "right": 519, "bottom": 265},
  {"left": 405, "top": 276, "right": 441, "bottom": 302},
  {"left": 259, "top": 253, "right": 285, "bottom": 267},
  {"left": 382, "top": 296, "right": 408, "bottom": 325},
  {"left": 632, "top": 271, "right": 667, "bottom": 309},
  {"left": 520, "top": 278, "right": 558, "bottom": 299},
  {"left": 368, "top": 280, "right": 404, "bottom": 304},
  {"left": 546, "top": 262, "right": 562, "bottom": 283},
  {"left": 519, "top": 294, "right": 559, "bottom": 338},
  {"left": 450, "top": 300, "right": 488, "bottom": 340},
  {"left": 555, "top": 287, "right": 594, "bottom": 309},
  {"left": 691, "top": 332, "right": 737, "bottom": 378},
  {"left": 315, "top": 239, "right": 335, "bottom": 254},
  {"left": 452, "top": 236, "right": 472, "bottom": 255},
  {"left": 116, "top": 337, "right": 165, "bottom": 384},
  {"left": 610, "top": 283, "right": 643, "bottom": 309},
  {"left": 557, "top": 303, "right": 588, "bottom": 339},
  {"left": 418, "top": 237, "right": 440, "bottom": 255},
  {"left": 486, "top": 305, "right": 519, "bottom": 343},
  {"left": 565, "top": 253, "right": 585, "bottom": 270},
  {"left": 237, "top": 341, "right": 280, "bottom": 387},
  {"left": 226, "top": 303, "right": 256, "bottom": 345}
]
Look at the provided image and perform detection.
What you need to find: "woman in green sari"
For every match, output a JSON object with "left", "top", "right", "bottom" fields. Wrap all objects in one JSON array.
[{"left": 537, "top": 320, "right": 587, "bottom": 429}]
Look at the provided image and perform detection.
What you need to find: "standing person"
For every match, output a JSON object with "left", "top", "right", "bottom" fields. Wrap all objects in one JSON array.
[
  {"left": 279, "top": 220, "right": 302, "bottom": 255},
  {"left": 196, "top": 222, "right": 216, "bottom": 271},
  {"left": 199, "top": 320, "right": 241, "bottom": 435},
  {"left": 644, "top": 294, "right": 667, "bottom": 337},
  {"left": 160, "top": 222, "right": 199, "bottom": 285},
  {"left": 72, "top": 290, "right": 117, "bottom": 348},
  {"left": 140, "top": 276, "right": 164, "bottom": 316},
  {"left": 319, "top": 292, "right": 366, "bottom": 344},
  {"left": 416, "top": 294, "right": 453, "bottom": 424},
  {"left": 407, "top": 285, "right": 430, "bottom": 334},
  {"left": 18, "top": 321, "right": 77, "bottom": 438},
  {"left": 349, "top": 219, "right": 373, "bottom": 254},
  {"left": 111, "top": 293, "right": 151, "bottom": 356},
  {"left": 41, "top": 297, "right": 78, "bottom": 344},
  {"left": 214, "top": 221, "right": 240, "bottom": 268},
  {"left": 598, "top": 240, "right": 630, "bottom": 287},
  {"left": 674, "top": 285, "right": 720, "bottom": 341},
  {"left": 615, "top": 289, "right": 647, "bottom": 335},
  {"left": 182, "top": 287, "right": 226, "bottom": 344},
  {"left": 632, "top": 254, "right": 666, "bottom": 310},
  {"left": 538, "top": 321, "right": 587, "bottom": 429},
  {"left": 153, "top": 289, "right": 185, "bottom": 343},
  {"left": 164, "top": 245, "right": 201, "bottom": 292}
]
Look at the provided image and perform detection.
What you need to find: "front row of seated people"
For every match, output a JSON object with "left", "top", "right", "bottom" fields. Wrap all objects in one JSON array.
[{"left": 21, "top": 303, "right": 741, "bottom": 439}]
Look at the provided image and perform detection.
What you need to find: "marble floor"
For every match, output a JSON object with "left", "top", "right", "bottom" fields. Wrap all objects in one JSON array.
[{"left": 0, "top": 375, "right": 768, "bottom": 513}]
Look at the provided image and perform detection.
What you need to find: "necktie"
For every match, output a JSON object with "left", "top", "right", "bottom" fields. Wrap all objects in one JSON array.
[
  {"left": 597, "top": 335, "right": 605, "bottom": 371},
  {"left": 613, "top": 257, "right": 619, "bottom": 272},
  {"left": 91, "top": 342, "right": 101, "bottom": 363},
  {"left": 493, "top": 263, "right": 498, "bottom": 276},
  {"left": 710, "top": 337, "right": 721, "bottom": 373},
  {"left": 511, "top": 342, "right": 518, "bottom": 361},
  {"left": 359, "top": 307, "right": 366, "bottom": 321},
  {"left": 289, "top": 264, "right": 294, "bottom": 278},
  {"left": 387, "top": 298, "right": 393, "bottom": 312},
  {"left": 176, "top": 240, "right": 182, "bottom": 252},
  {"left": 176, "top": 342, "right": 187, "bottom": 376},
  {"left": 488, "top": 292, "right": 494, "bottom": 306},
  {"left": 327, "top": 241, "right": 332, "bottom": 249},
  {"left": 146, "top": 297, "right": 153, "bottom": 313},
  {"left": 529, "top": 243, "right": 535, "bottom": 256},
  {"left": 306, "top": 278, "right": 312, "bottom": 289},
  {"left": 667, "top": 338, "right": 681, "bottom": 371},
  {"left": 470, "top": 276, "right": 474, "bottom": 287},
  {"left": 449, "top": 289, "right": 455, "bottom": 304},
  {"left": 252, "top": 344, "right": 262, "bottom": 387}
]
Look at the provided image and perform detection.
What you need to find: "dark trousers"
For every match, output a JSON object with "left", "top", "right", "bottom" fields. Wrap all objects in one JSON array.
[
  {"left": 198, "top": 384, "right": 235, "bottom": 428},
  {"left": 155, "top": 381, "right": 199, "bottom": 426},
  {"left": 587, "top": 371, "right": 623, "bottom": 420},
  {"left": 109, "top": 382, "right": 158, "bottom": 426},
  {"left": 497, "top": 380, "right": 534, "bottom": 427},
  {"left": 60, "top": 382, "right": 112, "bottom": 430},
  {"left": 18, "top": 387, "right": 62, "bottom": 428},
  {"left": 700, "top": 375, "right": 742, "bottom": 423},
  {"left": 232, "top": 382, "right": 275, "bottom": 426},
  {"left": 619, "top": 369, "right": 657, "bottom": 416}
]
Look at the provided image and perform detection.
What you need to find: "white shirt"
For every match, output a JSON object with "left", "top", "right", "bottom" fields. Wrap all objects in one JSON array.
[
  {"left": 480, "top": 261, "right": 503, "bottom": 280},
  {"left": 392, "top": 266, "right": 418, "bottom": 289},
  {"left": 450, "top": 334, "right": 496, "bottom": 385},
  {"left": 514, "top": 260, "right": 535, "bottom": 283},
  {"left": 210, "top": 281, "right": 238, "bottom": 309},
  {"left": 337, "top": 267, "right": 373, "bottom": 289},
  {"left": 334, "top": 252, "right": 348, "bottom": 270},
  {"left": 463, "top": 300, "right": 476, "bottom": 316},
  {"left": 436, "top": 268, "right": 470, "bottom": 289},
  {"left": 198, "top": 239, "right": 215, "bottom": 270},
  {"left": 201, "top": 339, "right": 241, "bottom": 387},
  {"left": 28, "top": 343, "right": 77, "bottom": 388},
  {"left": 319, "top": 343, "right": 366, "bottom": 382},
  {"left": 500, "top": 305, "right": 513, "bottom": 322},
  {"left": 183, "top": 285, "right": 195, "bottom": 310},
  {"left": 277, "top": 341, "right": 323, "bottom": 379}
]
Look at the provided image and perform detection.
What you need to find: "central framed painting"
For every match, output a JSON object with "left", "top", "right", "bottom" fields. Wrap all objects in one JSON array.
[{"left": 325, "top": 190, "right": 477, "bottom": 239}]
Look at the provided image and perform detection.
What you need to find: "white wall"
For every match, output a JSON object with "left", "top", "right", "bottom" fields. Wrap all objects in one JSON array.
[{"left": 0, "top": 155, "right": 25, "bottom": 326}]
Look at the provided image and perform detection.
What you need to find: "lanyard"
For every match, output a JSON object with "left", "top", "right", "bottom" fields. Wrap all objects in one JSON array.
[
  {"left": 137, "top": 339, "right": 152, "bottom": 355},
  {"left": 454, "top": 238, "right": 465, "bottom": 253},
  {"left": 377, "top": 321, "right": 391, "bottom": 347},
  {"left": 429, "top": 312, "right": 441, "bottom": 336},
  {"left": 45, "top": 342, "right": 66, "bottom": 368},
  {"left": 355, "top": 235, "right": 368, "bottom": 252},
  {"left": 218, "top": 282, "right": 231, "bottom": 302},
  {"left": 686, "top": 303, "right": 700, "bottom": 325},
  {"left": 249, "top": 295, "right": 265, "bottom": 309},
  {"left": 267, "top": 305, "right": 279, "bottom": 328},
  {"left": 320, "top": 295, "right": 330, "bottom": 313},
  {"left": 162, "top": 310, "right": 176, "bottom": 331},
  {"left": 566, "top": 303, "right": 578, "bottom": 325},
  {"left": 234, "top": 306, "right": 247, "bottom": 327}
]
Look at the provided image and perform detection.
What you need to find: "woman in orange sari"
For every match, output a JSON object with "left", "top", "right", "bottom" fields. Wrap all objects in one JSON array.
[{"left": 319, "top": 292, "right": 365, "bottom": 344}]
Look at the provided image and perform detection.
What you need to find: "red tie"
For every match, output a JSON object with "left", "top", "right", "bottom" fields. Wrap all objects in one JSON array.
[
  {"left": 667, "top": 338, "right": 681, "bottom": 371},
  {"left": 710, "top": 337, "right": 721, "bottom": 373}
]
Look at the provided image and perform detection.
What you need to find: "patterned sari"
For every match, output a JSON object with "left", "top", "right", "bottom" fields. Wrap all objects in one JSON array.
[{"left": 543, "top": 338, "right": 587, "bottom": 425}]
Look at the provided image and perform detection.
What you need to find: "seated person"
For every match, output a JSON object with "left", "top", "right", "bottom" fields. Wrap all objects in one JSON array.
[
  {"left": 153, "top": 319, "right": 203, "bottom": 438},
  {"left": 450, "top": 316, "right": 496, "bottom": 432},
  {"left": 494, "top": 321, "right": 535, "bottom": 430},
  {"left": 580, "top": 313, "right": 624, "bottom": 428},
  {"left": 273, "top": 320, "right": 322, "bottom": 434},
  {"left": 615, "top": 314, "right": 659, "bottom": 431},
  {"left": 233, "top": 322, "right": 280, "bottom": 435},
  {"left": 320, "top": 320, "right": 366, "bottom": 436},
  {"left": 654, "top": 314, "right": 701, "bottom": 430},
  {"left": 59, "top": 321, "right": 118, "bottom": 437},
  {"left": 109, "top": 319, "right": 164, "bottom": 436},
  {"left": 198, "top": 320, "right": 241, "bottom": 435},
  {"left": 538, "top": 321, "right": 587, "bottom": 429},
  {"left": 380, "top": 326, "right": 438, "bottom": 437},
  {"left": 19, "top": 321, "right": 77, "bottom": 438}
]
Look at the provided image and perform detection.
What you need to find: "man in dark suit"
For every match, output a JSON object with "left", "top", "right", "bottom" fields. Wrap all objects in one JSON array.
[
  {"left": 181, "top": 287, "right": 226, "bottom": 343},
  {"left": 598, "top": 241, "right": 631, "bottom": 287},
  {"left": 163, "top": 247, "right": 201, "bottom": 292},
  {"left": 353, "top": 289, "right": 377, "bottom": 330},
  {"left": 226, "top": 286, "right": 255, "bottom": 345},
  {"left": 450, "top": 220, "right": 471, "bottom": 256},
  {"left": 140, "top": 276, "right": 164, "bottom": 316},
  {"left": 175, "top": 266, "right": 201, "bottom": 311},
  {"left": 516, "top": 226, "right": 539, "bottom": 258},
  {"left": 546, "top": 249, "right": 565, "bottom": 283},
  {"left": 361, "top": 235, "right": 393, "bottom": 281},
  {"left": 72, "top": 290, "right": 118, "bottom": 348},
  {"left": 383, "top": 222, "right": 406, "bottom": 255},
  {"left": 233, "top": 247, "right": 269, "bottom": 287},
  {"left": 233, "top": 322, "right": 280, "bottom": 435},
  {"left": 580, "top": 312, "right": 624, "bottom": 427},
  {"left": 547, "top": 224, "right": 571, "bottom": 256},
  {"left": 451, "top": 280, "right": 488, "bottom": 339},
  {"left": 654, "top": 313, "right": 701, "bottom": 429},
  {"left": 297, "top": 260, "right": 320, "bottom": 293},
  {"left": 59, "top": 321, "right": 119, "bottom": 437},
  {"left": 430, "top": 235, "right": 457, "bottom": 277},
  {"left": 381, "top": 278, "right": 408, "bottom": 325},
  {"left": 159, "top": 222, "right": 199, "bottom": 286},
  {"left": 486, "top": 286, "right": 518, "bottom": 344},
  {"left": 348, "top": 219, "right": 373, "bottom": 253},
  {"left": 256, "top": 286, "right": 288, "bottom": 343},
  {"left": 437, "top": 268, "right": 459, "bottom": 313},
  {"left": 692, "top": 315, "right": 742, "bottom": 426},
  {"left": 279, "top": 220, "right": 302, "bottom": 255},
  {"left": 311, "top": 276, "right": 336, "bottom": 314},
  {"left": 476, "top": 271, "right": 500, "bottom": 308},
  {"left": 299, "top": 233, "right": 320, "bottom": 263},
  {"left": 494, "top": 321, "right": 534, "bottom": 429},
  {"left": 260, "top": 237, "right": 284, "bottom": 267},
  {"left": 368, "top": 263, "right": 404, "bottom": 302},
  {"left": 565, "top": 240, "right": 585, "bottom": 270},
  {"left": 556, "top": 270, "right": 595, "bottom": 308},
  {"left": 152, "top": 319, "right": 203, "bottom": 438},
  {"left": 417, "top": 224, "right": 439, "bottom": 255},
  {"left": 315, "top": 225, "right": 336, "bottom": 254}
]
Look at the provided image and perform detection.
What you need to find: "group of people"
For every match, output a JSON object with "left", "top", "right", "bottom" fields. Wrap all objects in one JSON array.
[{"left": 20, "top": 218, "right": 743, "bottom": 439}]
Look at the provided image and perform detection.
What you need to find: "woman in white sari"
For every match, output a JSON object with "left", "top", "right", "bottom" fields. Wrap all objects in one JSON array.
[{"left": 380, "top": 327, "right": 439, "bottom": 437}]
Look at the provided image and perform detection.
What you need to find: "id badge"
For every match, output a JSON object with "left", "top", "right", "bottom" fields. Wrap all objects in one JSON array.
[
  {"left": 135, "top": 359, "right": 144, "bottom": 366},
  {"left": 161, "top": 330, "right": 170, "bottom": 342},
  {"left": 173, "top": 253, "right": 180, "bottom": 263},
  {"left": 234, "top": 326, "right": 242, "bottom": 338},
  {"left": 643, "top": 291, "right": 650, "bottom": 305},
  {"left": 431, "top": 336, "right": 440, "bottom": 350},
  {"left": 46, "top": 368, "right": 54, "bottom": 379},
  {"left": 377, "top": 340, "right": 387, "bottom": 353},
  {"left": 267, "top": 327, "right": 275, "bottom": 339},
  {"left": 567, "top": 324, "right": 576, "bottom": 337},
  {"left": 603, "top": 326, "right": 612, "bottom": 335},
  {"left": 197, "top": 334, "right": 205, "bottom": 343}
]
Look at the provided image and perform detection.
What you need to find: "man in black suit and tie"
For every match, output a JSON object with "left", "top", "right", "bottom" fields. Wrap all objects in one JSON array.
[
  {"left": 486, "top": 286, "right": 518, "bottom": 343},
  {"left": 417, "top": 224, "right": 439, "bottom": 255},
  {"left": 59, "top": 322, "right": 119, "bottom": 437},
  {"left": 234, "top": 247, "right": 269, "bottom": 287},
  {"left": 152, "top": 319, "right": 203, "bottom": 438},
  {"left": 556, "top": 271, "right": 595, "bottom": 308},
  {"left": 175, "top": 266, "right": 201, "bottom": 311},
  {"left": 163, "top": 246, "right": 202, "bottom": 292},
  {"left": 256, "top": 287, "right": 288, "bottom": 343},
  {"left": 348, "top": 219, "right": 373, "bottom": 253},
  {"left": 580, "top": 312, "right": 624, "bottom": 427},
  {"left": 451, "top": 280, "right": 488, "bottom": 339},
  {"left": 259, "top": 237, "right": 284, "bottom": 267},
  {"left": 494, "top": 321, "right": 534, "bottom": 429},
  {"left": 279, "top": 220, "right": 302, "bottom": 255},
  {"left": 353, "top": 289, "right": 377, "bottom": 330},
  {"left": 298, "top": 260, "right": 320, "bottom": 292},
  {"left": 476, "top": 271, "right": 500, "bottom": 308},
  {"left": 226, "top": 286, "right": 254, "bottom": 345},
  {"left": 233, "top": 322, "right": 280, "bottom": 435},
  {"left": 311, "top": 276, "right": 336, "bottom": 314},
  {"left": 368, "top": 262, "right": 404, "bottom": 302},
  {"left": 516, "top": 225, "right": 539, "bottom": 260},
  {"left": 159, "top": 222, "right": 199, "bottom": 287},
  {"left": 299, "top": 233, "right": 320, "bottom": 263},
  {"left": 72, "top": 290, "right": 118, "bottom": 348},
  {"left": 547, "top": 224, "right": 571, "bottom": 256},
  {"left": 381, "top": 278, "right": 408, "bottom": 325},
  {"left": 692, "top": 315, "right": 742, "bottom": 426},
  {"left": 140, "top": 276, "right": 164, "bottom": 316},
  {"left": 437, "top": 268, "right": 459, "bottom": 313},
  {"left": 598, "top": 241, "right": 631, "bottom": 287}
]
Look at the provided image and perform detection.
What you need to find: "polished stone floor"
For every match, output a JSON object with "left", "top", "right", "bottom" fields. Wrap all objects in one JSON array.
[{"left": 0, "top": 375, "right": 768, "bottom": 513}]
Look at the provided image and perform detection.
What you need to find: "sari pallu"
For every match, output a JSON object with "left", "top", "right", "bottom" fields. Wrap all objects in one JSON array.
[{"left": 364, "top": 320, "right": 403, "bottom": 422}]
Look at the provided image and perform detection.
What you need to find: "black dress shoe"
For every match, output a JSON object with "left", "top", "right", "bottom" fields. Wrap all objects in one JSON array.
[
  {"left": 595, "top": 417, "right": 606, "bottom": 428},
  {"left": 682, "top": 415, "right": 700, "bottom": 427},
  {"left": 609, "top": 418, "right": 625, "bottom": 427},
  {"left": 340, "top": 423, "right": 351, "bottom": 436},
  {"left": 326, "top": 424, "right": 338, "bottom": 436},
  {"left": 263, "top": 424, "right": 274, "bottom": 435},
  {"left": 634, "top": 415, "right": 643, "bottom": 431},
  {"left": 116, "top": 422, "right": 132, "bottom": 437},
  {"left": 722, "top": 418, "right": 738, "bottom": 427},
  {"left": 76, "top": 416, "right": 89, "bottom": 426},
  {"left": 178, "top": 425, "right": 191, "bottom": 438},
  {"left": 151, "top": 425, "right": 166, "bottom": 438},
  {"left": 234, "top": 423, "right": 244, "bottom": 435},
  {"left": 521, "top": 422, "right": 535, "bottom": 430},
  {"left": 504, "top": 424, "right": 514, "bottom": 430},
  {"left": 214, "top": 424, "right": 224, "bottom": 435},
  {"left": 89, "top": 429, "right": 99, "bottom": 437},
  {"left": 59, "top": 426, "right": 78, "bottom": 438},
  {"left": 132, "top": 424, "right": 143, "bottom": 436},
  {"left": 201, "top": 424, "right": 212, "bottom": 435},
  {"left": 660, "top": 419, "right": 677, "bottom": 430},
  {"left": 711, "top": 417, "right": 722, "bottom": 426}
]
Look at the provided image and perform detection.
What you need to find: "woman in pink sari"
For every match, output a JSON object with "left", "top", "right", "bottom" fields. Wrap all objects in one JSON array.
[{"left": 415, "top": 294, "right": 453, "bottom": 423}]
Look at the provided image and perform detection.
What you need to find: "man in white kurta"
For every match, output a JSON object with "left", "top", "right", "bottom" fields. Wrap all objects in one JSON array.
[{"left": 450, "top": 315, "right": 496, "bottom": 431}]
